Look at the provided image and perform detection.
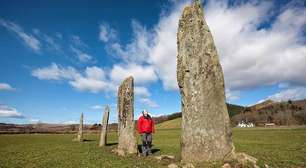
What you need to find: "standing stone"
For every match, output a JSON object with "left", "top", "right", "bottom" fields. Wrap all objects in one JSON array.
[
  {"left": 177, "top": 0, "right": 235, "bottom": 162},
  {"left": 99, "top": 105, "right": 110, "bottom": 147},
  {"left": 77, "top": 113, "right": 83, "bottom": 141},
  {"left": 117, "top": 76, "right": 137, "bottom": 155}
]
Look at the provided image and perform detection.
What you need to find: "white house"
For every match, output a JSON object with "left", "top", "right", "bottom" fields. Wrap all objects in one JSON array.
[{"left": 237, "top": 121, "right": 255, "bottom": 128}]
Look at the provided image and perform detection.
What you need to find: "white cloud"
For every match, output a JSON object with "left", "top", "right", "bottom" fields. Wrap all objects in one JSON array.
[
  {"left": 31, "top": 63, "right": 79, "bottom": 80},
  {"left": 205, "top": 1, "right": 306, "bottom": 90},
  {"left": 32, "top": 29, "right": 66, "bottom": 56},
  {"left": 32, "top": 29, "right": 93, "bottom": 64},
  {"left": 69, "top": 66, "right": 109, "bottom": 93},
  {"left": 99, "top": 2, "right": 187, "bottom": 90},
  {"left": 33, "top": 28, "right": 62, "bottom": 52},
  {"left": 0, "top": 19, "right": 40, "bottom": 52},
  {"left": 29, "top": 118, "right": 41, "bottom": 124},
  {"left": 69, "top": 35, "right": 95, "bottom": 64},
  {"left": 70, "top": 46, "right": 93, "bottom": 63},
  {"left": 85, "top": 66, "right": 105, "bottom": 79},
  {"left": 90, "top": 105, "right": 104, "bottom": 110},
  {"left": 135, "top": 86, "right": 151, "bottom": 97},
  {"left": 99, "top": 0, "right": 306, "bottom": 93},
  {"left": 96, "top": 3, "right": 185, "bottom": 90},
  {"left": 45, "top": 37, "right": 60, "bottom": 52},
  {"left": 0, "top": 83, "right": 15, "bottom": 91},
  {"left": 32, "top": 63, "right": 115, "bottom": 93},
  {"left": 55, "top": 32, "right": 63, "bottom": 40},
  {"left": 110, "top": 63, "right": 158, "bottom": 85},
  {"left": 99, "top": 22, "right": 118, "bottom": 42},
  {"left": 139, "top": 98, "right": 159, "bottom": 108},
  {"left": 225, "top": 89, "right": 240, "bottom": 102},
  {"left": 69, "top": 77, "right": 108, "bottom": 93},
  {"left": 32, "top": 64, "right": 110, "bottom": 93},
  {"left": 278, "top": 82, "right": 290, "bottom": 89},
  {"left": 266, "top": 87, "right": 306, "bottom": 102},
  {"left": 32, "top": 63, "right": 159, "bottom": 108},
  {"left": 0, "top": 105, "right": 23, "bottom": 118},
  {"left": 62, "top": 120, "right": 78, "bottom": 125},
  {"left": 147, "top": 2, "right": 189, "bottom": 90},
  {"left": 71, "top": 35, "right": 88, "bottom": 48},
  {"left": 106, "top": 20, "right": 153, "bottom": 63}
]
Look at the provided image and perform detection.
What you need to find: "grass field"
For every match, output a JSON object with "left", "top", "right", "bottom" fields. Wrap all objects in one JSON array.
[{"left": 0, "top": 121, "right": 305, "bottom": 168}]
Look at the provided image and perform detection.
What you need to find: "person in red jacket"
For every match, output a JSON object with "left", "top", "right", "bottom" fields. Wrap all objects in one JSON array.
[{"left": 137, "top": 109, "right": 155, "bottom": 156}]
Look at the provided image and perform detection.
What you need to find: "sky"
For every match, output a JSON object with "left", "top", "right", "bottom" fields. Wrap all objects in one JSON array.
[{"left": 0, "top": 0, "right": 306, "bottom": 124}]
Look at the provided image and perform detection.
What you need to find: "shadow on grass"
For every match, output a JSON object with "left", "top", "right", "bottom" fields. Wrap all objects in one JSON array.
[
  {"left": 82, "top": 139, "right": 95, "bottom": 142},
  {"left": 138, "top": 144, "right": 160, "bottom": 154},
  {"left": 151, "top": 148, "right": 160, "bottom": 154},
  {"left": 106, "top": 142, "right": 118, "bottom": 146}
]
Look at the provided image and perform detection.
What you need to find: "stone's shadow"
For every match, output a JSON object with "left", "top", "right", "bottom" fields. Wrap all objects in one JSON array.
[
  {"left": 106, "top": 142, "right": 118, "bottom": 146},
  {"left": 138, "top": 144, "right": 142, "bottom": 153},
  {"left": 138, "top": 144, "right": 160, "bottom": 154},
  {"left": 82, "top": 139, "right": 95, "bottom": 142},
  {"left": 151, "top": 148, "right": 160, "bottom": 154}
]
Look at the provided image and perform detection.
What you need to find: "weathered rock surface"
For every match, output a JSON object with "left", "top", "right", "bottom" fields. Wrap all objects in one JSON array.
[
  {"left": 155, "top": 155, "right": 175, "bottom": 161},
  {"left": 181, "top": 163, "right": 195, "bottom": 168},
  {"left": 168, "top": 163, "right": 179, "bottom": 168},
  {"left": 177, "top": 0, "right": 235, "bottom": 162},
  {"left": 117, "top": 76, "right": 137, "bottom": 155},
  {"left": 236, "top": 153, "right": 260, "bottom": 168},
  {"left": 99, "top": 105, "right": 110, "bottom": 147},
  {"left": 222, "top": 163, "right": 231, "bottom": 168},
  {"left": 77, "top": 113, "right": 83, "bottom": 141}
]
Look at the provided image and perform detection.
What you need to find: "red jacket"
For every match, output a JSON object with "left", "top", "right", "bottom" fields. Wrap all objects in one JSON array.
[{"left": 137, "top": 116, "right": 155, "bottom": 134}]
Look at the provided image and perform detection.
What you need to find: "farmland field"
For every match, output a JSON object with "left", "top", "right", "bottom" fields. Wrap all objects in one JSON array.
[{"left": 0, "top": 122, "right": 305, "bottom": 168}]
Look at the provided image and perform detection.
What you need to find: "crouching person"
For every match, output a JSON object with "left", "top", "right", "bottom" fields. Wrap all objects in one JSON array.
[{"left": 137, "top": 109, "right": 155, "bottom": 156}]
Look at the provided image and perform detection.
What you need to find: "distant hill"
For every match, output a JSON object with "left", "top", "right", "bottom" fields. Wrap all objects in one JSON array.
[
  {"left": 153, "top": 103, "right": 244, "bottom": 124},
  {"left": 157, "top": 99, "right": 306, "bottom": 128},
  {"left": 155, "top": 104, "right": 244, "bottom": 129},
  {"left": 1, "top": 100, "right": 305, "bottom": 133},
  {"left": 0, "top": 103, "right": 244, "bottom": 133},
  {"left": 231, "top": 99, "right": 306, "bottom": 126},
  {"left": 227, "top": 103, "right": 244, "bottom": 117},
  {"left": 0, "top": 122, "right": 121, "bottom": 134},
  {"left": 0, "top": 123, "right": 85, "bottom": 134}
]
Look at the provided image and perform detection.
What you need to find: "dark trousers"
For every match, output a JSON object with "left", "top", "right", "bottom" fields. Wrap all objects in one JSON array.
[{"left": 141, "top": 133, "right": 152, "bottom": 155}]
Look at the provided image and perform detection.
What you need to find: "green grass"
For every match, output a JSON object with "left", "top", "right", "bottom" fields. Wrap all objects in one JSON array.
[
  {"left": 0, "top": 133, "right": 162, "bottom": 168},
  {"left": 156, "top": 118, "right": 181, "bottom": 129},
  {"left": 0, "top": 126, "right": 305, "bottom": 168},
  {"left": 233, "top": 127, "right": 306, "bottom": 167}
]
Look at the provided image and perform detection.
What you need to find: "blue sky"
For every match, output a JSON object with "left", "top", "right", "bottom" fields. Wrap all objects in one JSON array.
[{"left": 0, "top": 0, "right": 306, "bottom": 124}]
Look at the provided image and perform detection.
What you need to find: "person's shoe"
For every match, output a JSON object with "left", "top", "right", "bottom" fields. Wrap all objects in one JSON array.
[{"left": 141, "top": 146, "right": 146, "bottom": 155}]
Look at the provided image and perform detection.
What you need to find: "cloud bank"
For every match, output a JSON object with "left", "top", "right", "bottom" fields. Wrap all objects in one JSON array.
[
  {"left": 31, "top": 63, "right": 158, "bottom": 107},
  {"left": 0, "top": 105, "right": 24, "bottom": 118},
  {"left": 0, "top": 19, "right": 40, "bottom": 52},
  {"left": 32, "top": 0, "right": 306, "bottom": 105},
  {"left": 0, "top": 83, "right": 15, "bottom": 91},
  {"left": 99, "top": 0, "right": 306, "bottom": 100}
]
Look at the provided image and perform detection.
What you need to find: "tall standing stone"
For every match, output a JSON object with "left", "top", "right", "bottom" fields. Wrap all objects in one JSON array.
[
  {"left": 117, "top": 76, "right": 137, "bottom": 155},
  {"left": 99, "top": 105, "right": 110, "bottom": 147},
  {"left": 77, "top": 113, "right": 83, "bottom": 141},
  {"left": 177, "top": 0, "right": 235, "bottom": 162}
]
